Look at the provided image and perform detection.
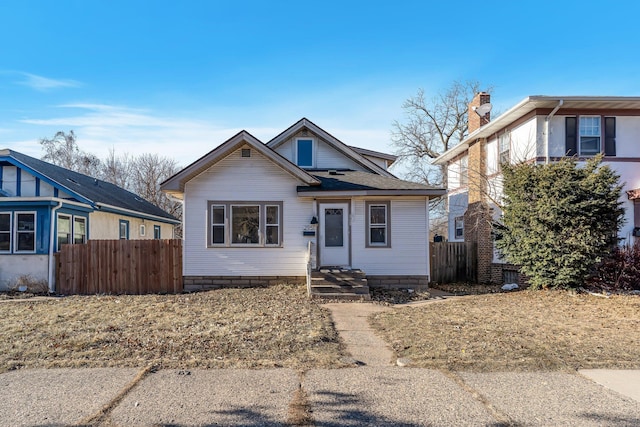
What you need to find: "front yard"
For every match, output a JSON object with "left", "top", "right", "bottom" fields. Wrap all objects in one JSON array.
[
  {"left": 0, "top": 284, "right": 346, "bottom": 372},
  {"left": 370, "top": 290, "right": 640, "bottom": 371}
]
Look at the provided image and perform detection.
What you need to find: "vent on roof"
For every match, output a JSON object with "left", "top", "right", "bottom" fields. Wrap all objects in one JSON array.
[
  {"left": 66, "top": 178, "right": 78, "bottom": 184},
  {"left": 241, "top": 148, "right": 251, "bottom": 157}
]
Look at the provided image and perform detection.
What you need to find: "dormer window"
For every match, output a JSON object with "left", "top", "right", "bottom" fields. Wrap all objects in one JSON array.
[{"left": 296, "top": 138, "right": 314, "bottom": 168}]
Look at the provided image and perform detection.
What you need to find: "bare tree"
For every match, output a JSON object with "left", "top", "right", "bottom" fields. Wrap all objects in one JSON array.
[
  {"left": 40, "top": 130, "right": 102, "bottom": 176},
  {"left": 130, "top": 153, "right": 181, "bottom": 219},
  {"left": 101, "top": 148, "right": 133, "bottom": 189},
  {"left": 391, "top": 80, "right": 486, "bottom": 188}
]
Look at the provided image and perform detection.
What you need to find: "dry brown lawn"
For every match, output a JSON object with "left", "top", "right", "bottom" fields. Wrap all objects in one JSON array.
[
  {"left": 0, "top": 284, "right": 346, "bottom": 372},
  {"left": 370, "top": 290, "right": 640, "bottom": 371}
]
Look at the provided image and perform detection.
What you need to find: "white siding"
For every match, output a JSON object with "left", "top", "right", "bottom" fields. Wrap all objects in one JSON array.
[
  {"left": 509, "top": 117, "right": 539, "bottom": 161},
  {"left": 274, "top": 133, "right": 367, "bottom": 171},
  {"left": 21, "top": 171, "right": 36, "bottom": 196},
  {"left": 351, "top": 199, "right": 429, "bottom": 275},
  {"left": 0, "top": 254, "right": 48, "bottom": 291},
  {"left": 40, "top": 180, "right": 55, "bottom": 197},
  {"left": 2, "top": 166, "right": 17, "bottom": 196},
  {"left": 89, "top": 211, "right": 174, "bottom": 240},
  {"left": 362, "top": 155, "right": 387, "bottom": 169},
  {"left": 485, "top": 138, "right": 498, "bottom": 175},
  {"left": 183, "top": 145, "right": 313, "bottom": 276}
]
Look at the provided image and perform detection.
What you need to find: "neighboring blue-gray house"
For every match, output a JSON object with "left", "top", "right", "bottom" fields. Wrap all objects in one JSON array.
[{"left": 0, "top": 149, "right": 180, "bottom": 292}]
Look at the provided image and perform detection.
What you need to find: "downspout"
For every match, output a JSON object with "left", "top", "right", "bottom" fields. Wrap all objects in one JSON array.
[
  {"left": 545, "top": 100, "right": 564, "bottom": 164},
  {"left": 48, "top": 200, "right": 63, "bottom": 293}
]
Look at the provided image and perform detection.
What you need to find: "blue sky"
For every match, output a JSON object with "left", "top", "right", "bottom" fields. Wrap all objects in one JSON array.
[{"left": 2, "top": 0, "right": 639, "bottom": 172}]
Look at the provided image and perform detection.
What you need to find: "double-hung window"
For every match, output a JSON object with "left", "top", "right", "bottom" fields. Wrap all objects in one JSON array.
[
  {"left": 499, "top": 133, "right": 510, "bottom": 166},
  {"left": 119, "top": 220, "right": 129, "bottom": 240},
  {"left": 15, "top": 212, "right": 36, "bottom": 252},
  {"left": 208, "top": 201, "right": 282, "bottom": 247},
  {"left": 74, "top": 217, "right": 87, "bottom": 244},
  {"left": 153, "top": 225, "right": 161, "bottom": 239},
  {"left": 366, "top": 201, "right": 390, "bottom": 247},
  {"left": 579, "top": 116, "right": 601, "bottom": 155},
  {"left": 455, "top": 216, "right": 464, "bottom": 239},
  {"left": 57, "top": 214, "right": 72, "bottom": 248},
  {"left": 0, "top": 213, "right": 11, "bottom": 252}
]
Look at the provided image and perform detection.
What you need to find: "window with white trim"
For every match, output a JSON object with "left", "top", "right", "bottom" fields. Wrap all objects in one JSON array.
[
  {"left": 366, "top": 201, "right": 390, "bottom": 247},
  {"left": 119, "top": 220, "right": 129, "bottom": 240},
  {"left": 207, "top": 201, "right": 283, "bottom": 247},
  {"left": 296, "top": 138, "right": 314, "bottom": 168},
  {"left": 74, "top": 217, "right": 87, "bottom": 244},
  {"left": 15, "top": 212, "right": 36, "bottom": 252},
  {"left": 57, "top": 214, "right": 72, "bottom": 248},
  {"left": 499, "top": 132, "right": 510, "bottom": 166},
  {"left": 154, "top": 225, "right": 161, "bottom": 239},
  {"left": 139, "top": 224, "right": 146, "bottom": 237},
  {"left": 0, "top": 213, "right": 11, "bottom": 252},
  {"left": 579, "top": 116, "right": 601, "bottom": 155}
]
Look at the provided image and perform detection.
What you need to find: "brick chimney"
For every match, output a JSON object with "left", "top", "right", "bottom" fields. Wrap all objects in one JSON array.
[{"left": 468, "top": 92, "right": 491, "bottom": 134}]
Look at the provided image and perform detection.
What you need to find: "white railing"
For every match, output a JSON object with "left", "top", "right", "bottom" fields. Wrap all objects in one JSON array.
[{"left": 306, "top": 241, "right": 314, "bottom": 297}]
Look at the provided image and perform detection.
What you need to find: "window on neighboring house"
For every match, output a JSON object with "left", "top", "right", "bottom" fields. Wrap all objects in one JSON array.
[
  {"left": 566, "top": 116, "right": 616, "bottom": 156},
  {"left": 154, "top": 225, "right": 161, "bottom": 239},
  {"left": 499, "top": 133, "right": 510, "bottom": 166},
  {"left": 265, "top": 205, "right": 280, "bottom": 245},
  {"left": 459, "top": 156, "right": 468, "bottom": 187},
  {"left": 140, "top": 224, "right": 146, "bottom": 237},
  {"left": 579, "top": 116, "right": 601, "bottom": 155},
  {"left": 74, "top": 217, "right": 86, "bottom": 244},
  {"left": 296, "top": 138, "right": 314, "bottom": 168},
  {"left": 366, "top": 201, "right": 390, "bottom": 247},
  {"left": 15, "top": 212, "right": 35, "bottom": 252},
  {"left": 119, "top": 220, "right": 129, "bottom": 240},
  {"left": 454, "top": 216, "right": 464, "bottom": 239},
  {"left": 0, "top": 213, "right": 11, "bottom": 252},
  {"left": 207, "top": 201, "right": 283, "bottom": 247},
  {"left": 57, "top": 214, "right": 72, "bottom": 249}
]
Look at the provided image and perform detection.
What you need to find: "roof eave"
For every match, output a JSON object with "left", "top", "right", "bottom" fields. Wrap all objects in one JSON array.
[{"left": 296, "top": 188, "right": 445, "bottom": 198}]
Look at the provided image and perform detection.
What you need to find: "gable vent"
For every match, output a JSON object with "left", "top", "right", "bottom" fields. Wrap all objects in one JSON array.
[{"left": 241, "top": 148, "right": 251, "bottom": 158}]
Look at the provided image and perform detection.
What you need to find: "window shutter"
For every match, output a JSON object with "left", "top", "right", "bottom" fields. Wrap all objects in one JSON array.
[
  {"left": 565, "top": 117, "right": 577, "bottom": 156},
  {"left": 604, "top": 117, "right": 616, "bottom": 156}
]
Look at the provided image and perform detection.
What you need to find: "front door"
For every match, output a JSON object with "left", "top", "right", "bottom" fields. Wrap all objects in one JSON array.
[{"left": 319, "top": 203, "right": 349, "bottom": 267}]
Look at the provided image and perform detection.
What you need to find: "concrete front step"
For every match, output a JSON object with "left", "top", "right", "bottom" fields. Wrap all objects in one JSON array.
[{"left": 310, "top": 268, "right": 370, "bottom": 300}]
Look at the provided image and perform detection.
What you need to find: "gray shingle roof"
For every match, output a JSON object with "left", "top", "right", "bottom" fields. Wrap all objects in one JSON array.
[
  {"left": 1, "top": 149, "right": 178, "bottom": 222},
  {"left": 297, "top": 170, "right": 443, "bottom": 194}
]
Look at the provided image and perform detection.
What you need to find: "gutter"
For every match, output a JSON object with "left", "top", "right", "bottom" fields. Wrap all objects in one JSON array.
[
  {"left": 95, "top": 202, "right": 181, "bottom": 224},
  {"left": 48, "top": 200, "right": 63, "bottom": 293},
  {"left": 545, "top": 100, "right": 564, "bottom": 164}
]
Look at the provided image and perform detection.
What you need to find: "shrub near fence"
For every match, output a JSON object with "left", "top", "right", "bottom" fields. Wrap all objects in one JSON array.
[
  {"left": 430, "top": 242, "right": 477, "bottom": 283},
  {"left": 56, "top": 239, "right": 182, "bottom": 295}
]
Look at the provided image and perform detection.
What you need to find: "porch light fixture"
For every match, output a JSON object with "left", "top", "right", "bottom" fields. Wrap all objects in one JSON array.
[{"left": 310, "top": 216, "right": 318, "bottom": 225}]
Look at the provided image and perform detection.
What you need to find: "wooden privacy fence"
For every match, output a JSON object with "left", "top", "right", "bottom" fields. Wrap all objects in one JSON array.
[
  {"left": 430, "top": 242, "right": 477, "bottom": 283},
  {"left": 55, "top": 239, "right": 183, "bottom": 295}
]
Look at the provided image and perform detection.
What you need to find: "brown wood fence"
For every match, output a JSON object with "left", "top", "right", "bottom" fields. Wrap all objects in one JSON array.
[
  {"left": 55, "top": 239, "right": 183, "bottom": 295},
  {"left": 430, "top": 242, "right": 477, "bottom": 283}
]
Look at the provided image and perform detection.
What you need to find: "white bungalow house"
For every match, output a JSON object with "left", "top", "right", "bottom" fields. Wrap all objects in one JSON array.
[
  {"left": 0, "top": 149, "right": 180, "bottom": 292},
  {"left": 434, "top": 94, "right": 640, "bottom": 284},
  {"left": 161, "top": 118, "right": 444, "bottom": 293}
]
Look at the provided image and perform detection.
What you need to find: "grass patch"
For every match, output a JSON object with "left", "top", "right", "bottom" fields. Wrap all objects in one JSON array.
[
  {"left": 370, "top": 290, "right": 640, "bottom": 371},
  {"left": 0, "top": 284, "right": 346, "bottom": 371}
]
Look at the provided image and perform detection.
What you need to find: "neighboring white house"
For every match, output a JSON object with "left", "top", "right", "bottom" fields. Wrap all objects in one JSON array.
[
  {"left": 161, "top": 118, "right": 445, "bottom": 290},
  {"left": 434, "top": 95, "right": 640, "bottom": 284},
  {"left": 0, "top": 149, "right": 180, "bottom": 291}
]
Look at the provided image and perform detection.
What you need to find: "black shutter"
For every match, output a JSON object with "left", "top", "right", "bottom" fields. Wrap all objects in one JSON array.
[
  {"left": 604, "top": 117, "right": 616, "bottom": 156},
  {"left": 565, "top": 117, "right": 577, "bottom": 156}
]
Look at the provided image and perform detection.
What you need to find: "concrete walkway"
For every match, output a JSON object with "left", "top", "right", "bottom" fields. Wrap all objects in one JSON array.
[{"left": 322, "top": 302, "right": 395, "bottom": 366}]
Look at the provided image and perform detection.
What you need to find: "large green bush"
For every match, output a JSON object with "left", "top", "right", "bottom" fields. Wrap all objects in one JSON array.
[{"left": 495, "top": 156, "right": 624, "bottom": 289}]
